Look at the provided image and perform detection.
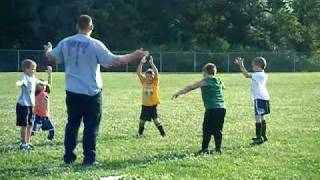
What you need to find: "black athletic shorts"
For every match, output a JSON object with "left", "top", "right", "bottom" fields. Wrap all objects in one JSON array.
[
  {"left": 16, "top": 103, "right": 33, "bottom": 126},
  {"left": 140, "top": 105, "right": 158, "bottom": 121},
  {"left": 254, "top": 99, "right": 270, "bottom": 115}
]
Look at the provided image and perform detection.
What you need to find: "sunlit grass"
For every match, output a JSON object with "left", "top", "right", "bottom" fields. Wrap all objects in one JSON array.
[{"left": 0, "top": 72, "right": 319, "bottom": 179}]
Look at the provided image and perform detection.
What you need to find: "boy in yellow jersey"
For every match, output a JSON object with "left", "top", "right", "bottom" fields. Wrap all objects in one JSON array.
[{"left": 137, "top": 55, "right": 166, "bottom": 137}]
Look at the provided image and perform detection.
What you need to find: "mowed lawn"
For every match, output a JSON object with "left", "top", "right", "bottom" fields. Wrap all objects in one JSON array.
[{"left": 0, "top": 72, "right": 319, "bottom": 179}]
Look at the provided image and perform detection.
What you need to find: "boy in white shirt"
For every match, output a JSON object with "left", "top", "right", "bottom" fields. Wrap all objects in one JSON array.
[
  {"left": 235, "top": 57, "right": 270, "bottom": 145},
  {"left": 16, "top": 59, "right": 43, "bottom": 151}
]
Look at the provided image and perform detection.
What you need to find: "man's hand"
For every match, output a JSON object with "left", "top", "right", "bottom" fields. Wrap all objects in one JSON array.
[
  {"left": 45, "top": 66, "right": 52, "bottom": 74},
  {"left": 234, "top": 57, "right": 244, "bottom": 67},
  {"left": 133, "top": 49, "right": 149, "bottom": 59},
  {"left": 44, "top": 42, "right": 52, "bottom": 53},
  {"left": 172, "top": 93, "right": 180, "bottom": 100}
]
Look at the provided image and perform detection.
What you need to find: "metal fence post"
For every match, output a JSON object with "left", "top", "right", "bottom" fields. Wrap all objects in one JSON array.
[
  {"left": 193, "top": 52, "right": 197, "bottom": 72},
  {"left": 55, "top": 61, "right": 59, "bottom": 72},
  {"left": 159, "top": 52, "right": 163, "bottom": 72},
  {"left": 227, "top": 53, "right": 230, "bottom": 72},
  {"left": 126, "top": 63, "right": 129, "bottom": 72},
  {"left": 17, "top": 49, "right": 20, "bottom": 72},
  {"left": 293, "top": 53, "right": 296, "bottom": 72}
]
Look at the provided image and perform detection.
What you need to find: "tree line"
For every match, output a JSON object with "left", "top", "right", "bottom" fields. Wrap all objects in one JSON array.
[{"left": 0, "top": 0, "right": 319, "bottom": 52}]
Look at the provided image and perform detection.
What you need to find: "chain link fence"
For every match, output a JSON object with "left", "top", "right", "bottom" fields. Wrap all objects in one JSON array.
[{"left": 0, "top": 49, "right": 319, "bottom": 72}]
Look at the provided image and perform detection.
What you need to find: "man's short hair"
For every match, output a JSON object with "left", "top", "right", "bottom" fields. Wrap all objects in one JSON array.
[
  {"left": 252, "top": 57, "right": 267, "bottom": 69},
  {"left": 21, "top": 59, "right": 36, "bottom": 71},
  {"left": 77, "top": 15, "right": 93, "bottom": 30}
]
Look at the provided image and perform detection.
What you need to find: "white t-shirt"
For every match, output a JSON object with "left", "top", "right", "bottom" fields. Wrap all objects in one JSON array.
[
  {"left": 17, "top": 74, "right": 39, "bottom": 106},
  {"left": 49, "top": 34, "right": 118, "bottom": 96},
  {"left": 251, "top": 72, "right": 270, "bottom": 100}
]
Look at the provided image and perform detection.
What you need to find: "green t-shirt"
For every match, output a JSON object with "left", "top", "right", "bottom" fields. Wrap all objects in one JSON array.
[{"left": 201, "top": 76, "right": 225, "bottom": 109}]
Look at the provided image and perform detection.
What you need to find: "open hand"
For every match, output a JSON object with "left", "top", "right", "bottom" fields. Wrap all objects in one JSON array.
[
  {"left": 16, "top": 81, "right": 24, "bottom": 87},
  {"left": 134, "top": 49, "right": 149, "bottom": 59},
  {"left": 234, "top": 57, "right": 244, "bottom": 66},
  {"left": 45, "top": 66, "right": 52, "bottom": 73},
  {"left": 141, "top": 56, "right": 147, "bottom": 64},
  {"left": 44, "top": 42, "right": 52, "bottom": 52},
  {"left": 149, "top": 56, "right": 154, "bottom": 64},
  {"left": 171, "top": 93, "right": 180, "bottom": 99}
]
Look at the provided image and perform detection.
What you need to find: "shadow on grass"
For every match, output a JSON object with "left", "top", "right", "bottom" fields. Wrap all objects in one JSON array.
[
  {"left": 0, "top": 151, "right": 197, "bottom": 177},
  {"left": 0, "top": 141, "right": 64, "bottom": 154}
]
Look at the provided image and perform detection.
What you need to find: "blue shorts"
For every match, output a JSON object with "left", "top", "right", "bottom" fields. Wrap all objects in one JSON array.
[
  {"left": 254, "top": 99, "right": 270, "bottom": 116},
  {"left": 32, "top": 115, "right": 54, "bottom": 132}
]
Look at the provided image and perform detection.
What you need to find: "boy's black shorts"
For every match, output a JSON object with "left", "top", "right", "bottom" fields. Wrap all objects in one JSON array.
[
  {"left": 16, "top": 103, "right": 33, "bottom": 126},
  {"left": 254, "top": 99, "right": 270, "bottom": 115},
  {"left": 32, "top": 115, "right": 54, "bottom": 132},
  {"left": 140, "top": 105, "right": 158, "bottom": 121}
]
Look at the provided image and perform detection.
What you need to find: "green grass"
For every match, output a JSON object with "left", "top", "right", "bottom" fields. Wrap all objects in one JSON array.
[{"left": 0, "top": 72, "right": 319, "bottom": 180}]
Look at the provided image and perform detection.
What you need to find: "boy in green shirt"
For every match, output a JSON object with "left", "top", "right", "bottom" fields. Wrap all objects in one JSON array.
[{"left": 172, "top": 63, "right": 226, "bottom": 154}]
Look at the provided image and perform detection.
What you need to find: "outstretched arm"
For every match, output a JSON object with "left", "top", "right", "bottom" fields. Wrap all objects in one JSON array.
[
  {"left": 137, "top": 56, "right": 147, "bottom": 79},
  {"left": 234, "top": 57, "right": 252, "bottom": 78},
  {"left": 46, "top": 66, "right": 52, "bottom": 85},
  {"left": 110, "top": 50, "right": 149, "bottom": 68},
  {"left": 16, "top": 80, "right": 25, "bottom": 87},
  {"left": 172, "top": 80, "right": 207, "bottom": 99},
  {"left": 44, "top": 42, "right": 56, "bottom": 63},
  {"left": 149, "top": 56, "right": 159, "bottom": 77}
]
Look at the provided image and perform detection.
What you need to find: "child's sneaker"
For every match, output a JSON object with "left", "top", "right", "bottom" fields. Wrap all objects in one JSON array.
[
  {"left": 137, "top": 134, "right": 144, "bottom": 138},
  {"left": 262, "top": 136, "right": 268, "bottom": 142},
  {"left": 197, "top": 149, "right": 213, "bottom": 155},
  {"left": 215, "top": 148, "right": 222, "bottom": 154},
  {"left": 28, "top": 144, "right": 34, "bottom": 150},
  {"left": 251, "top": 138, "right": 264, "bottom": 145},
  {"left": 20, "top": 144, "right": 31, "bottom": 152},
  {"left": 252, "top": 137, "right": 268, "bottom": 142},
  {"left": 48, "top": 130, "right": 54, "bottom": 140}
]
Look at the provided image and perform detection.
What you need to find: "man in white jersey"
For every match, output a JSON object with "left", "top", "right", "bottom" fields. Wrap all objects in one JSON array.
[
  {"left": 44, "top": 15, "right": 148, "bottom": 165},
  {"left": 235, "top": 57, "right": 270, "bottom": 145}
]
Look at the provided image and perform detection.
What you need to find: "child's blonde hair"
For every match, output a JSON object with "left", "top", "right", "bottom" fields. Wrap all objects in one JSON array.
[
  {"left": 21, "top": 59, "right": 36, "bottom": 71},
  {"left": 252, "top": 57, "right": 267, "bottom": 70},
  {"left": 202, "top": 63, "right": 217, "bottom": 75}
]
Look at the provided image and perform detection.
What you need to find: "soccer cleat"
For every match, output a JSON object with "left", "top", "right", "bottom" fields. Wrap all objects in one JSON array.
[
  {"left": 251, "top": 138, "right": 264, "bottom": 145},
  {"left": 197, "top": 149, "right": 213, "bottom": 155},
  {"left": 136, "top": 134, "right": 145, "bottom": 138},
  {"left": 156, "top": 125, "right": 166, "bottom": 137},
  {"left": 138, "top": 126, "right": 145, "bottom": 137},
  {"left": 252, "top": 137, "right": 268, "bottom": 142},
  {"left": 64, "top": 154, "right": 76, "bottom": 165},
  {"left": 20, "top": 144, "right": 31, "bottom": 152},
  {"left": 261, "top": 120, "right": 267, "bottom": 142},
  {"left": 215, "top": 148, "right": 222, "bottom": 154},
  {"left": 262, "top": 136, "right": 268, "bottom": 142},
  {"left": 82, "top": 161, "right": 101, "bottom": 167},
  {"left": 28, "top": 144, "right": 34, "bottom": 150},
  {"left": 48, "top": 130, "right": 54, "bottom": 140}
]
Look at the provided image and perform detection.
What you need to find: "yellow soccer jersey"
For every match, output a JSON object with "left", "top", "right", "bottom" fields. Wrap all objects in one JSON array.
[{"left": 139, "top": 75, "right": 160, "bottom": 106}]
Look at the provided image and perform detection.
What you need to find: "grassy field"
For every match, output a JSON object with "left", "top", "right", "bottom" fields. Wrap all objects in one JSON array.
[{"left": 0, "top": 72, "right": 319, "bottom": 180}]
